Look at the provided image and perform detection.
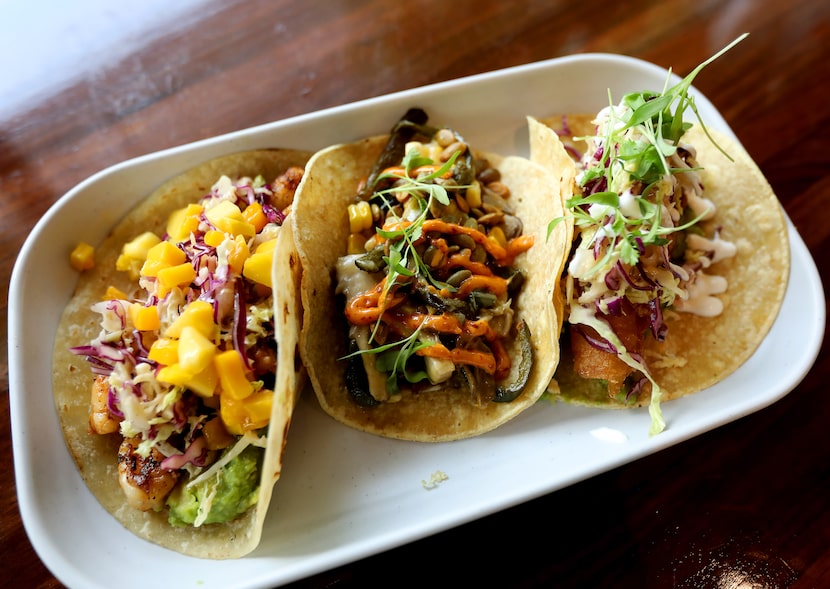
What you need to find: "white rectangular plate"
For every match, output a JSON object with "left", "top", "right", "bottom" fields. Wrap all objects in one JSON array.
[{"left": 10, "top": 53, "right": 825, "bottom": 589}]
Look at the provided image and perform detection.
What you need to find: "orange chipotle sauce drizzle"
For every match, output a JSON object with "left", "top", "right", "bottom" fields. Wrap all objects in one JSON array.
[{"left": 344, "top": 218, "right": 533, "bottom": 381}]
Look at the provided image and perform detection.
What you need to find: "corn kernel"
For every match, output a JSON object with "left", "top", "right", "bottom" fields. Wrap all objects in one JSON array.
[
  {"left": 177, "top": 325, "right": 217, "bottom": 374},
  {"left": 242, "top": 202, "right": 268, "bottom": 233},
  {"left": 69, "top": 242, "right": 95, "bottom": 272},
  {"left": 427, "top": 143, "right": 443, "bottom": 162},
  {"left": 404, "top": 141, "right": 427, "bottom": 158},
  {"left": 347, "top": 233, "right": 366, "bottom": 255},
  {"left": 215, "top": 349, "right": 253, "bottom": 400},
  {"left": 165, "top": 300, "right": 217, "bottom": 339},
  {"left": 129, "top": 303, "right": 161, "bottom": 331},
  {"left": 242, "top": 249, "right": 274, "bottom": 288},
  {"left": 348, "top": 201, "right": 373, "bottom": 233},
  {"left": 489, "top": 226, "right": 508, "bottom": 248},
  {"left": 465, "top": 180, "right": 482, "bottom": 208},
  {"left": 148, "top": 337, "right": 179, "bottom": 365}
]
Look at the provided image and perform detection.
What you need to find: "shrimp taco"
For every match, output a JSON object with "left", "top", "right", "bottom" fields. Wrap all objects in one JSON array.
[
  {"left": 53, "top": 148, "right": 311, "bottom": 558},
  {"left": 292, "top": 108, "right": 571, "bottom": 442},
  {"left": 538, "top": 44, "right": 790, "bottom": 434}
]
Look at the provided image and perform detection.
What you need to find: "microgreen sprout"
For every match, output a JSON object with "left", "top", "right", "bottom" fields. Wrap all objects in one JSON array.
[
  {"left": 550, "top": 34, "right": 746, "bottom": 270},
  {"left": 338, "top": 316, "right": 434, "bottom": 394},
  {"left": 342, "top": 145, "right": 468, "bottom": 378},
  {"left": 372, "top": 148, "right": 463, "bottom": 305},
  {"left": 374, "top": 320, "right": 433, "bottom": 394}
]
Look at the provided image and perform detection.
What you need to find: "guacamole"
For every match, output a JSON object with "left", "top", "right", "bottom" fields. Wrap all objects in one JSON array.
[{"left": 167, "top": 445, "right": 262, "bottom": 527}]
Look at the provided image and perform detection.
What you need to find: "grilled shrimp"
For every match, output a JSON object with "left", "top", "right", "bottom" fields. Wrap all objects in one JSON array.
[
  {"left": 270, "top": 166, "right": 304, "bottom": 211},
  {"left": 117, "top": 437, "right": 180, "bottom": 511},
  {"left": 89, "top": 375, "right": 120, "bottom": 435}
]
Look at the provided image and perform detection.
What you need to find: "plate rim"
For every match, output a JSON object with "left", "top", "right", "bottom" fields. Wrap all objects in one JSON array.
[{"left": 9, "top": 51, "right": 824, "bottom": 589}]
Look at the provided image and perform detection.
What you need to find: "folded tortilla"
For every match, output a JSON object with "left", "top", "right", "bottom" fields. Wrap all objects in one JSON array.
[
  {"left": 292, "top": 117, "right": 571, "bottom": 442},
  {"left": 540, "top": 115, "right": 790, "bottom": 408},
  {"left": 52, "top": 149, "right": 311, "bottom": 558}
]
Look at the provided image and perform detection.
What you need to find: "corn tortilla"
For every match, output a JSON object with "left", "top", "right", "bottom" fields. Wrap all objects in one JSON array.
[
  {"left": 542, "top": 115, "right": 790, "bottom": 407},
  {"left": 52, "top": 149, "right": 311, "bottom": 558},
  {"left": 292, "top": 121, "right": 570, "bottom": 442}
]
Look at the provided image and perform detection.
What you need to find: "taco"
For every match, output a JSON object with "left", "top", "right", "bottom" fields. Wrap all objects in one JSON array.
[
  {"left": 52, "top": 148, "right": 311, "bottom": 558},
  {"left": 292, "top": 108, "right": 570, "bottom": 442},
  {"left": 539, "top": 55, "right": 790, "bottom": 434}
]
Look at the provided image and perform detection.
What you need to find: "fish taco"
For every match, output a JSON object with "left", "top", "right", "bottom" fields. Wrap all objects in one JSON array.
[
  {"left": 292, "top": 108, "right": 571, "bottom": 442},
  {"left": 539, "top": 45, "right": 790, "bottom": 433},
  {"left": 53, "top": 148, "right": 311, "bottom": 558}
]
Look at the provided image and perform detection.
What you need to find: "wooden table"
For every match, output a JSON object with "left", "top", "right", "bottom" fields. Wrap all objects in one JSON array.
[{"left": 2, "top": 1, "right": 828, "bottom": 587}]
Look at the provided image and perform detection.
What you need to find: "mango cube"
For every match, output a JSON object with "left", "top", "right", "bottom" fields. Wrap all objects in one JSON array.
[
  {"left": 254, "top": 238, "right": 277, "bottom": 254},
  {"left": 205, "top": 201, "right": 256, "bottom": 239},
  {"left": 214, "top": 349, "right": 253, "bottom": 400},
  {"left": 122, "top": 232, "right": 162, "bottom": 260},
  {"left": 148, "top": 337, "right": 179, "bottom": 366},
  {"left": 241, "top": 388, "right": 273, "bottom": 426},
  {"left": 188, "top": 362, "right": 219, "bottom": 397},
  {"left": 141, "top": 241, "right": 186, "bottom": 278},
  {"left": 69, "top": 242, "right": 95, "bottom": 272},
  {"left": 166, "top": 204, "right": 204, "bottom": 242},
  {"left": 157, "top": 363, "right": 192, "bottom": 387},
  {"left": 157, "top": 262, "right": 197, "bottom": 292},
  {"left": 156, "top": 362, "right": 218, "bottom": 398},
  {"left": 129, "top": 303, "right": 161, "bottom": 331},
  {"left": 117, "top": 232, "right": 161, "bottom": 279},
  {"left": 242, "top": 242, "right": 275, "bottom": 288},
  {"left": 242, "top": 202, "right": 268, "bottom": 233},
  {"left": 165, "top": 300, "right": 216, "bottom": 339},
  {"left": 220, "top": 388, "right": 273, "bottom": 435},
  {"left": 104, "top": 286, "right": 128, "bottom": 301},
  {"left": 227, "top": 235, "right": 251, "bottom": 275},
  {"left": 204, "top": 230, "right": 226, "bottom": 247},
  {"left": 177, "top": 325, "right": 217, "bottom": 374}
]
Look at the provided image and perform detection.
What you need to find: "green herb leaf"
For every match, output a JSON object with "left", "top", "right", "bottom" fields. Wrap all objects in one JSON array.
[{"left": 566, "top": 191, "right": 620, "bottom": 209}]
